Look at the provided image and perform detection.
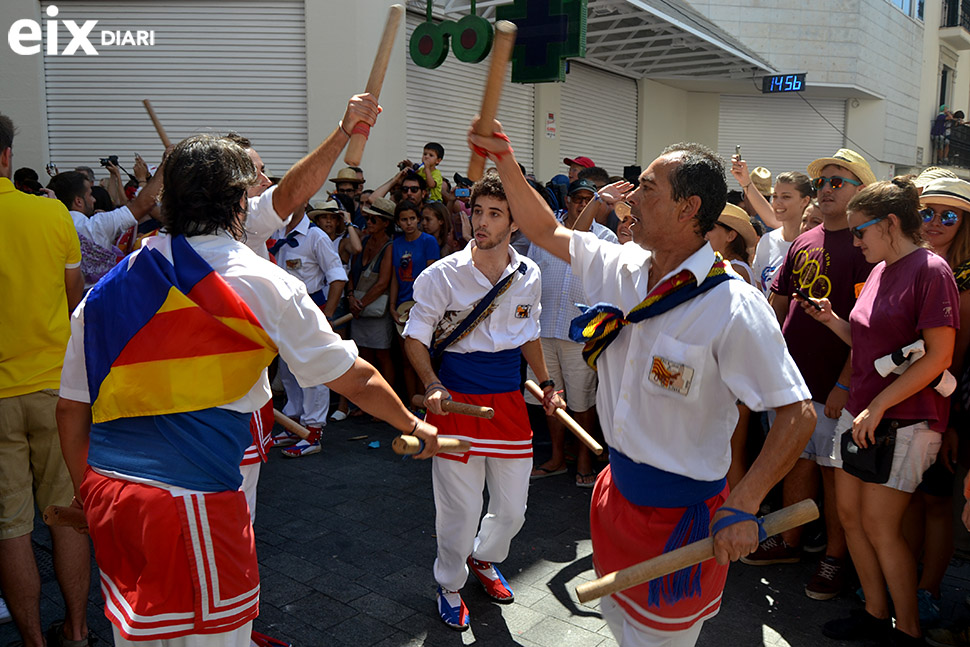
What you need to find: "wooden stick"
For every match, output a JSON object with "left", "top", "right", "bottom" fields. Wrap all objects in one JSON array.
[
  {"left": 574, "top": 499, "right": 819, "bottom": 603},
  {"left": 524, "top": 379, "right": 603, "bottom": 455},
  {"left": 393, "top": 435, "right": 471, "bottom": 455},
  {"left": 330, "top": 313, "right": 353, "bottom": 327},
  {"left": 344, "top": 4, "right": 404, "bottom": 166},
  {"left": 142, "top": 99, "right": 172, "bottom": 148},
  {"left": 43, "top": 504, "right": 87, "bottom": 529},
  {"left": 273, "top": 409, "right": 310, "bottom": 439},
  {"left": 410, "top": 395, "right": 494, "bottom": 419},
  {"left": 467, "top": 20, "right": 517, "bottom": 181}
]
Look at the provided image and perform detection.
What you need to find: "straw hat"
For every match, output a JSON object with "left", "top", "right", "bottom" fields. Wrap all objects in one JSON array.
[
  {"left": 395, "top": 300, "right": 416, "bottom": 337},
  {"left": 328, "top": 167, "right": 364, "bottom": 185},
  {"left": 920, "top": 177, "right": 970, "bottom": 213},
  {"left": 361, "top": 196, "right": 396, "bottom": 221},
  {"left": 306, "top": 198, "right": 340, "bottom": 217},
  {"left": 914, "top": 167, "right": 958, "bottom": 190},
  {"left": 750, "top": 167, "right": 772, "bottom": 196},
  {"left": 807, "top": 148, "right": 877, "bottom": 186},
  {"left": 717, "top": 203, "right": 759, "bottom": 251}
]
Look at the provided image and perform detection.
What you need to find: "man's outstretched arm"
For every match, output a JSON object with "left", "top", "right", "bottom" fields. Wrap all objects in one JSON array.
[
  {"left": 467, "top": 117, "right": 572, "bottom": 263},
  {"left": 273, "top": 94, "right": 381, "bottom": 220}
]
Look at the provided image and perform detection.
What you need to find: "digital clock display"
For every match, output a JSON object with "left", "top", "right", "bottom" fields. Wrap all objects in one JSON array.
[{"left": 761, "top": 73, "right": 806, "bottom": 93}]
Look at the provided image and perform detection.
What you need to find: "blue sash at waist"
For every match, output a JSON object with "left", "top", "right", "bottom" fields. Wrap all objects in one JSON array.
[
  {"left": 88, "top": 408, "right": 251, "bottom": 492},
  {"left": 439, "top": 349, "right": 521, "bottom": 394},
  {"left": 608, "top": 449, "right": 727, "bottom": 608},
  {"left": 609, "top": 448, "right": 726, "bottom": 508}
]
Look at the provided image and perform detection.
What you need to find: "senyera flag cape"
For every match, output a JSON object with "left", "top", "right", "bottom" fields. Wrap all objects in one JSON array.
[{"left": 83, "top": 235, "right": 278, "bottom": 423}]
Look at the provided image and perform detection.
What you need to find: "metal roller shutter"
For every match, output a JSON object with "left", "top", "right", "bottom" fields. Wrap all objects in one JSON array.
[
  {"left": 42, "top": 0, "right": 307, "bottom": 177},
  {"left": 405, "top": 12, "right": 535, "bottom": 177},
  {"left": 559, "top": 62, "right": 638, "bottom": 178},
  {"left": 718, "top": 95, "right": 848, "bottom": 186}
]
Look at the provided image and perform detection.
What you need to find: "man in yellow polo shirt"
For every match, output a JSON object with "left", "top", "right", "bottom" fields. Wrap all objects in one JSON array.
[{"left": 0, "top": 113, "right": 93, "bottom": 647}]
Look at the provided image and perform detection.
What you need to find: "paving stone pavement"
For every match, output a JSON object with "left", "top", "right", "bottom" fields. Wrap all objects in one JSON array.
[{"left": 6, "top": 415, "right": 970, "bottom": 646}]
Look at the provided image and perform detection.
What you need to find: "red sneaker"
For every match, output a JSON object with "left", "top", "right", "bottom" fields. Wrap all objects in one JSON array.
[{"left": 467, "top": 557, "right": 514, "bottom": 603}]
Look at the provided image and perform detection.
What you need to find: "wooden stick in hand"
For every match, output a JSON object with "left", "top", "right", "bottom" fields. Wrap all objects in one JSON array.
[
  {"left": 574, "top": 499, "right": 819, "bottom": 603},
  {"left": 410, "top": 395, "right": 494, "bottom": 419},
  {"left": 524, "top": 379, "right": 603, "bottom": 455},
  {"left": 142, "top": 99, "right": 172, "bottom": 148},
  {"left": 393, "top": 435, "right": 470, "bottom": 455},
  {"left": 467, "top": 20, "right": 517, "bottom": 181},
  {"left": 344, "top": 4, "right": 403, "bottom": 166},
  {"left": 273, "top": 409, "right": 310, "bottom": 439}
]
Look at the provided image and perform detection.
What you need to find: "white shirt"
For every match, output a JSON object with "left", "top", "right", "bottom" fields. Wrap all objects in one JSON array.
[
  {"left": 752, "top": 228, "right": 794, "bottom": 297},
  {"left": 70, "top": 206, "right": 136, "bottom": 250},
  {"left": 404, "top": 242, "right": 541, "bottom": 353},
  {"left": 61, "top": 232, "right": 358, "bottom": 411},
  {"left": 529, "top": 215, "right": 617, "bottom": 340},
  {"left": 273, "top": 216, "right": 348, "bottom": 294},
  {"left": 244, "top": 185, "right": 291, "bottom": 260},
  {"left": 569, "top": 233, "right": 810, "bottom": 481}
]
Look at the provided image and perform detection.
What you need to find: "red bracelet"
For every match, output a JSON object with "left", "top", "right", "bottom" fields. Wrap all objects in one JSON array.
[{"left": 472, "top": 132, "right": 513, "bottom": 162}]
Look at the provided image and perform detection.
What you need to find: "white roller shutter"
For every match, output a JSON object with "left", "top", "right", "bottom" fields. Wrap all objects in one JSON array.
[
  {"left": 559, "top": 62, "right": 638, "bottom": 178},
  {"left": 718, "top": 95, "right": 847, "bottom": 186},
  {"left": 405, "top": 12, "right": 535, "bottom": 177},
  {"left": 42, "top": 0, "right": 307, "bottom": 178}
]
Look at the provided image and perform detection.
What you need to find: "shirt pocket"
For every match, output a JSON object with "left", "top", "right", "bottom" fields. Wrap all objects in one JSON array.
[{"left": 643, "top": 332, "right": 707, "bottom": 404}]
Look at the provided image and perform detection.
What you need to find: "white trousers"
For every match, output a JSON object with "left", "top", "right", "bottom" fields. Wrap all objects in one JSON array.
[
  {"left": 432, "top": 455, "right": 531, "bottom": 592},
  {"left": 238, "top": 462, "right": 260, "bottom": 524},
  {"left": 601, "top": 597, "right": 704, "bottom": 647},
  {"left": 278, "top": 359, "right": 329, "bottom": 427},
  {"left": 111, "top": 621, "right": 252, "bottom": 647}
]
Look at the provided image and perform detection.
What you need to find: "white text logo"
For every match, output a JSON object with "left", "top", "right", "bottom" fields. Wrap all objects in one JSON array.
[{"left": 8, "top": 5, "right": 155, "bottom": 56}]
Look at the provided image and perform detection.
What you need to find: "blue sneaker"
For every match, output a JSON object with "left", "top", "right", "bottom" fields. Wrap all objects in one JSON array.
[{"left": 436, "top": 587, "right": 469, "bottom": 631}]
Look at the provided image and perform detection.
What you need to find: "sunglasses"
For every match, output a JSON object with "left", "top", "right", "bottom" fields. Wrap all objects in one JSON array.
[
  {"left": 402, "top": 185, "right": 422, "bottom": 193},
  {"left": 920, "top": 207, "right": 960, "bottom": 227},
  {"left": 849, "top": 216, "right": 884, "bottom": 239},
  {"left": 812, "top": 176, "right": 862, "bottom": 191}
]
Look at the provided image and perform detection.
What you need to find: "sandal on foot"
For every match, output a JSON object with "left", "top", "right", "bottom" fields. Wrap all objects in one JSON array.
[
  {"left": 530, "top": 465, "right": 567, "bottom": 480},
  {"left": 575, "top": 472, "right": 597, "bottom": 488}
]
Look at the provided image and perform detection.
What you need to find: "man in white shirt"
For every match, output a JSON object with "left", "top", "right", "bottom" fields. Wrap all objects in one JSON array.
[
  {"left": 527, "top": 178, "right": 617, "bottom": 487},
  {"left": 470, "top": 121, "right": 816, "bottom": 647},
  {"left": 56, "top": 113, "right": 438, "bottom": 647},
  {"left": 271, "top": 203, "right": 348, "bottom": 457},
  {"left": 403, "top": 170, "right": 562, "bottom": 632},
  {"left": 49, "top": 168, "right": 161, "bottom": 287}
]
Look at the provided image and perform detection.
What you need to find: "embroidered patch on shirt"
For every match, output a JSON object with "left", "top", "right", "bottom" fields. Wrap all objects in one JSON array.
[
  {"left": 515, "top": 304, "right": 532, "bottom": 318},
  {"left": 649, "top": 356, "right": 694, "bottom": 396},
  {"left": 285, "top": 258, "right": 303, "bottom": 271}
]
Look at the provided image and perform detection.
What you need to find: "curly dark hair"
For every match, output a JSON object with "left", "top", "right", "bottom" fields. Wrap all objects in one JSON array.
[
  {"left": 161, "top": 135, "right": 257, "bottom": 240},
  {"left": 469, "top": 169, "right": 510, "bottom": 222},
  {"left": 660, "top": 142, "right": 727, "bottom": 236}
]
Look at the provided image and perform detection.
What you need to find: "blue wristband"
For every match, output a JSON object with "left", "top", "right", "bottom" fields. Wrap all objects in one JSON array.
[
  {"left": 711, "top": 506, "right": 767, "bottom": 542},
  {"left": 835, "top": 382, "right": 849, "bottom": 392}
]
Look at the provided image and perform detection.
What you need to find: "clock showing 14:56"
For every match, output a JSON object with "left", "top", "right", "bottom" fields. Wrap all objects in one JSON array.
[{"left": 761, "top": 73, "right": 807, "bottom": 93}]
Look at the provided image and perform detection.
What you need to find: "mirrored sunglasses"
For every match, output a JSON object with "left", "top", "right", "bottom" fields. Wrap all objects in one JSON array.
[{"left": 920, "top": 207, "right": 960, "bottom": 227}]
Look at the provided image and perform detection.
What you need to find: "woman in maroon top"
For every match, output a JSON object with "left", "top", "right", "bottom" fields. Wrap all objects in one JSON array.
[{"left": 799, "top": 178, "right": 959, "bottom": 646}]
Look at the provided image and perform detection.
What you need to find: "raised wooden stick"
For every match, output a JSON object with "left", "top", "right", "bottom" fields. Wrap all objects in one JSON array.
[
  {"left": 273, "top": 409, "right": 310, "bottom": 439},
  {"left": 344, "top": 4, "right": 403, "bottom": 166},
  {"left": 43, "top": 504, "right": 87, "bottom": 529},
  {"left": 393, "top": 435, "right": 470, "bottom": 455},
  {"left": 524, "top": 379, "right": 603, "bottom": 455},
  {"left": 142, "top": 99, "right": 172, "bottom": 148},
  {"left": 410, "top": 395, "right": 494, "bottom": 419},
  {"left": 575, "top": 499, "right": 819, "bottom": 603},
  {"left": 467, "top": 20, "right": 517, "bottom": 181}
]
